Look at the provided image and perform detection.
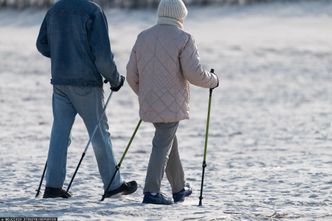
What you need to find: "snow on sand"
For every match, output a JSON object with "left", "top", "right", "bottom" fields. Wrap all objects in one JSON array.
[{"left": 0, "top": 1, "right": 332, "bottom": 220}]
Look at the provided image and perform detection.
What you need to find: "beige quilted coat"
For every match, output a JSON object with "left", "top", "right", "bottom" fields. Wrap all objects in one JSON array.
[{"left": 126, "top": 21, "right": 218, "bottom": 123}]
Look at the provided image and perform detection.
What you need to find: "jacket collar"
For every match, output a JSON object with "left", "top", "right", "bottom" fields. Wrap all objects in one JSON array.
[{"left": 157, "top": 16, "right": 184, "bottom": 29}]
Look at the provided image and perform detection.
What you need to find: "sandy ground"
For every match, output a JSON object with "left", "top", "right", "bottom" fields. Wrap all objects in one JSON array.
[{"left": 0, "top": 1, "right": 332, "bottom": 220}]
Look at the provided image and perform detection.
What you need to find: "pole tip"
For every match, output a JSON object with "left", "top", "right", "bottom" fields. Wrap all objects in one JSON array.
[{"left": 198, "top": 197, "right": 203, "bottom": 206}]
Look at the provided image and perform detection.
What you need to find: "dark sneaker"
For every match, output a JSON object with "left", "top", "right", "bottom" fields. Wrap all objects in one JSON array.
[
  {"left": 142, "top": 192, "right": 173, "bottom": 205},
  {"left": 104, "top": 181, "right": 137, "bottom": 198},
  {"left": 43, "top": 187, "right": 71, "bottom": 199},
  {"left": 173, "top": 185, "right": 192, "bottom": 203}
]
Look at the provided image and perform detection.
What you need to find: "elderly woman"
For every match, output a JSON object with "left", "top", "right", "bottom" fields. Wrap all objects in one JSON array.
[{"left": 126, "top": 0, "right": 219, "bottom": 205}]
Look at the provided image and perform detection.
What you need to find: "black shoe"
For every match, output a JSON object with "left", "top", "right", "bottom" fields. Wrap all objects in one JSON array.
[
  {"left": 142, "top": 192, "right": 173, "bottom": 205},
  {"left": 104, "top": 181, "right": 137, "bottom": 198},
  {"left": 43, "top": 187, "right": 71, "bottom": 199},
  {"left": 173, "top": 184, "right": 192, "bottom": 203}
]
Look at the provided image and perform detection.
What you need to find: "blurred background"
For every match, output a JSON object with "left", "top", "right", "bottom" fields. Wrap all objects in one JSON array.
[
  {"left": 0, "top": 0, "right": 331, "bottom": 220},
  {"left": 0, "top": 0, "right": 320, "bottom": 9}
]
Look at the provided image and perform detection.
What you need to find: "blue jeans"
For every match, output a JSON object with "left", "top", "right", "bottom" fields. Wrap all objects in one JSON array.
[{"left": 46, "top": 85, "right": 123, "bottom": 191}]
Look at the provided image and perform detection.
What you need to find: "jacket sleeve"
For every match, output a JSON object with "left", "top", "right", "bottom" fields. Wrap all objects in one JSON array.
[
  {"left": 88, "top": 9, "right": 121, "bottom": 88},
  {"left": 36, "top": 14, "right": 51, "bottom": 58},
  {"left": 180, "top": 35, "right": 218, "bottom": 88},
  {"left": 126, "top": 41, "right": 139, "bottom": 95}
]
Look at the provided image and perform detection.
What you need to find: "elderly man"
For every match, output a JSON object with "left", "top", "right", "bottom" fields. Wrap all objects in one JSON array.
[{"left": 36, "top": 0, "right": 137, "bottom": 198}]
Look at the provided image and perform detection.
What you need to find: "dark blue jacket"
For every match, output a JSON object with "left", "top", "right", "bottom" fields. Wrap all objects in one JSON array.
[{"left": 36, "top": 0, "right": 121, "bottom": 87}]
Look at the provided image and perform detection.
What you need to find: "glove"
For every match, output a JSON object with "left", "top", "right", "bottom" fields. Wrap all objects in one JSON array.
[
  {"left": 110, "top": 75, "right": 125, "bottom": 92},
  {"left": 212, "top": 74, "right": 219, "bottom": 89},
  {"left": 210, "top": 68, "right": 219, "bottom": 89}
]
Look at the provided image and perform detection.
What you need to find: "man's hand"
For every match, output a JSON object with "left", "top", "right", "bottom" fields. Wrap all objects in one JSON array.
[{"left": 111, "top": 75, "right": 125, "bottom": 92}]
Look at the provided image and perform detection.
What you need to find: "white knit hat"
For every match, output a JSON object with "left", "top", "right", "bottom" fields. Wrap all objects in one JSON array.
[{"left": 157, "top": 0, "right": 188, "bottom": 22}]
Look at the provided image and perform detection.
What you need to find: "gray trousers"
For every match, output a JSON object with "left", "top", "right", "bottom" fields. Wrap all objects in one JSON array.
[{"left": 144, "top": 122, "right": 185, "bottom": 194}]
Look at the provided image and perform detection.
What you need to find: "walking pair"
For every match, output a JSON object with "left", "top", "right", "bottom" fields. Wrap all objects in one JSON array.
[{"left": 36, "top": 0, "right": 219, "bottom": 205}]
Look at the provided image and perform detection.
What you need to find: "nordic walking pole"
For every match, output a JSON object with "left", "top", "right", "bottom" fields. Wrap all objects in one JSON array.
[
  {"left": 199, "top": 69, "right": 215, "bottom": 206},
  {"left": 66, "top": 91, "right": 114, "bottom": 193},
  {"left": 101, "top": 119, "right": 142, "bottom": 201},
  {"left": 35, "top": 161, "right": 47, "bottom": 197}
]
